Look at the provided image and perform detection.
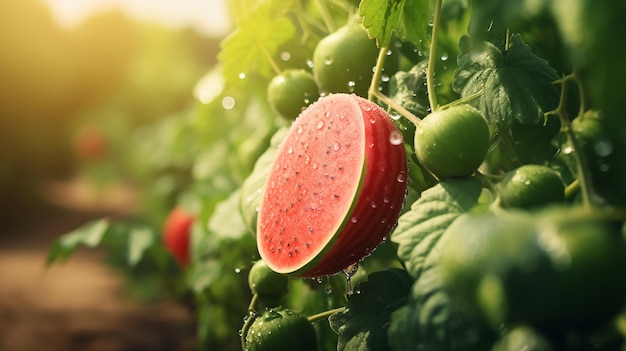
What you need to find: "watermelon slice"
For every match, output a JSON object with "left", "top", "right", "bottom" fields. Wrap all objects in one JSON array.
[{"left": 257, "top": 93, "right": 408, "bottom": 277}]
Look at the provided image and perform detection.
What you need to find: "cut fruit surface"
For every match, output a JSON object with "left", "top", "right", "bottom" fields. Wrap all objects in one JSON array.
[{"left": 257, "top": 93, "right": 408, "bottom": 277}]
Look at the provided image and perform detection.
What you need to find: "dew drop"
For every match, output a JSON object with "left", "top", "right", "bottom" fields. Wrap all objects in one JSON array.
[
  {"left": 238, "top": 72, "right": 246, "bottom": 79},
  {"left": 306, "top": 59, "right": 314, "bottom": 68},
  {"left": 390, "top": 111, "right": 401, "bottom": 120},
  {"left": 348, "top": 81, "right": 356, "bottom": 89},
  {"left": 562, "top": 146, "right": 574, "bottom": 155},
  {"left": 396, "top": 172, "right": 406, "bottom": 183},
  {"left": 234, "top": 267, "right": 241, "bottom": 274},
  {"left": 324, "top": 56, "right": 333, "bottom": 65},
  {"left": 381, "top": 74, "right": 390, "bottom": 83},
  {"left": 441, "top": 52, "right": 449, "bottom": 61},
  {"left": 595, "top": 140, "right": 613, "bottom": 157},
  {"left": 222, "top": 96, "right": 235, "bottom": 110},
  {"left": 316, "top": 120, "right": 325, "bottom": 129},
  {"left": 389, "top": 130, "right": 404, "bottom": 145},
  {"left": 280, "top": 51, "right": 292, "bottom": 61}
]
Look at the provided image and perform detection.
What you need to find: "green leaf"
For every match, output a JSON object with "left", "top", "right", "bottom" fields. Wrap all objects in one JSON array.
[
  {"left": 387, "top": 267, "right": 495, "bottom": 351},
  {"left": 239, "top": 126, "right": 290, "bottom": 235},
  {"left": 127, "top": 226, "right": 155, "bottom": 267},
  {"left": 218, "top": 1, "right": 296, "bottom": 84},
  {"left": 47, "top": 219, "right": 159, "bottom": 268},
  {"left": 388, "top": 61, "right": 430, "bottom": 118},
  {"left": 360, "top": 0, "right": 432, "bottom": 47},
  {"left": 47, "top": 219, "right": 110, "bottom": 264},
  {"left": 329, "top": 269, "right": 413, "bottom": 351},
  {"left": 390, "top": 177, "right": 483, "bottom": 279},
  {"left": 453, "top": 34, "right": 560, "bottom": 127},
  {"left": 208, "top": 188, "right": 248, "bottom": 240}
]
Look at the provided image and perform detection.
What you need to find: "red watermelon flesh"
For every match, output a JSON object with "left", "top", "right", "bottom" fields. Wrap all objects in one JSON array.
[{"left": 257, "top": 93, "right": 408, "bottom": 277}]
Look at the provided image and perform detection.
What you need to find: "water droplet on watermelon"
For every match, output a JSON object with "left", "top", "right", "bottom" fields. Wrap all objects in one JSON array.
[
  {"left": 369, "top": 118, "right": 376, "bottom": 124},
  {"left": 351, "top": 217, "right": 358, "bottom": 223},
  {"left": 371, "top": 201, "right": 378, "bottom": 209},
  {"left": 316, "top": 120, "right": 325, "bottom": 129},
  {"left": 287, "top": 145, "right": 293, "bottom": 154},
  {"left": 389, "top": 130, "right": 404, "bottom": 145},
  {"left": 313, "top": 163, "right": 318, "bottom": 170},
  {"left": 297, "top": 125, "right": 303, "bottom": 134},
  {"left": 333, "top": 142, "right": 340, "bottom": 151},
  {"left": 362, "top": 104, "right": 372, "bottom": 111},
  {"left": 396, "top": 173, "right": 406, "bottom": 183}
]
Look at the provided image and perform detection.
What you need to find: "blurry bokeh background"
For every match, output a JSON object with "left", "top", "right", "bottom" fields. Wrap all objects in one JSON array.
[
  {"left": 0, "top": 0, "right": 226, "bottom": 216},
  {"left": 0, "top": 1, "right": 229, "bottom": 350}
]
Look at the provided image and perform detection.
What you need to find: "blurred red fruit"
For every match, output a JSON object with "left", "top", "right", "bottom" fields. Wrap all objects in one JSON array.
[{"left": 163, "top": 207, "right": 195, "bottom": 268}]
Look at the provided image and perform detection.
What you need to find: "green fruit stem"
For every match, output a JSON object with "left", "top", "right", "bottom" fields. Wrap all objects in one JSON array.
[
  {"left": 369, "top": 45, "right": 422, "bottom": 127},
  {"left": 240, "top": 294, "right": 260, "bottom": 351},
  {"left": 549, "top": 73, "right": 594, "bottom": 209},
  {"left": 259, "top": 44, "right": 282, "bottom": 76},
  {"left": 314, "top": 0, "right": 336, "bottom": 33},
  {"left": 426, "top": 0, "right": 443, "bottom": 111},
  {"left": 307, "top": 307, "right": 347, "bottom": 323}
]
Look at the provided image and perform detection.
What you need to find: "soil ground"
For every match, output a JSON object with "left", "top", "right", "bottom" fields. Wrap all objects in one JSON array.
[{"left": 0, "top": 179, "right": 197, "bottom": 351}]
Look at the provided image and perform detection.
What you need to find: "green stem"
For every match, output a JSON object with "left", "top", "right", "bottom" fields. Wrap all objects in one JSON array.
[
  {"left": 550, "top": 73, "right": 594, "bottom": 209},
  {"left": 372, "top": 90, "right": 421, "bottom": 126},
  {"left": 293, "top": 0, "right": 326, "bottom": 41},
  {"left": 308, "top": 307, "right": 347, "bottom": 323},
  {"left": 314, "top": 0, "right": 336, "bottom": 33},
  {"left": 240, "top": 294, "right": 259, "bottom": 351},
  {"left": 259, "top": 44, "right": 282, "bottom": 75},
  {"left": 368, "top": 45, "right": 421, "bottom": 126},
  {"left": 368, "top": 46, "right": 388, "bottom": 101},
  {"left": 564, "top": 179, "right": 580, "bottom": 201},
  {"left": 426, "top": 0, "right": 443, "bottom": 111}
]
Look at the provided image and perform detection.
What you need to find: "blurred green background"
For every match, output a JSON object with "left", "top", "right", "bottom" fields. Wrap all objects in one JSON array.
[{"left": 0, "top": 0, "right": 222, "bottom": 220}]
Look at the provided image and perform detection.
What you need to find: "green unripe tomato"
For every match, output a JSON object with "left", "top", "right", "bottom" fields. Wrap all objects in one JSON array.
[
  {"left": 267, "top": 69, "right": 319, "bottom": 120},
  {"left": 440, "top": 207, "right": 626, "bottom": 333},
  {"left": 414, "top": 105, "right": 491, "bottom": 179},
  {"left": 312, "top": 21, "right": 379, "bottom": 97},
  {"left": 245, "top": 308, "right": 318, "bottom": 351},
  {"left": 248, "top": 259, "right": 289, "bottom": 298},
  {"left": 498, "top": 164, "right": 565, "bottom": 209}
]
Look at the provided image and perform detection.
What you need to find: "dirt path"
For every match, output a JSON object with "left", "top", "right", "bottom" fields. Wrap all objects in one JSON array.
[{"left": 0, "top": 183, "right": 197, "bottom": 351}]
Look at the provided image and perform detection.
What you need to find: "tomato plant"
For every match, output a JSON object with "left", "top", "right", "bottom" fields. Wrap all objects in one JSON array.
[{"left": 48, "top": 0, "right": 626, "bottom": 350}]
